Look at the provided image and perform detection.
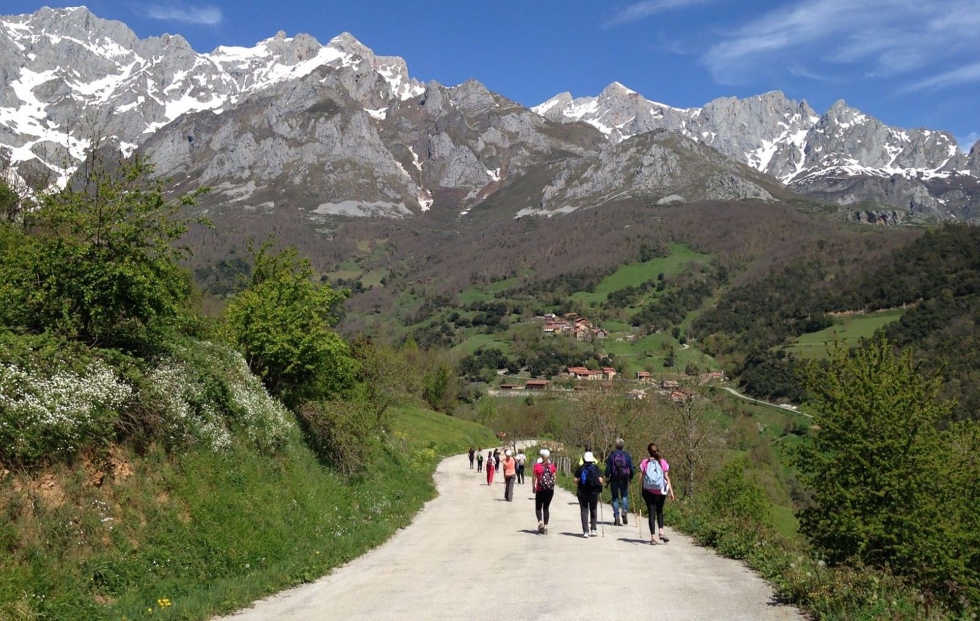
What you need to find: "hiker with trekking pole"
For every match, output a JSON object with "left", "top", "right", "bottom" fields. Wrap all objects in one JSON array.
[
  {"left": 574, "top": 451, "right": 605, "bottom": 538},
  {"left": 605, "top": 438, "right": 635, "bottom": 527},
  {"left": 639, "top": 443, "right": 675, "bottom": 545}
]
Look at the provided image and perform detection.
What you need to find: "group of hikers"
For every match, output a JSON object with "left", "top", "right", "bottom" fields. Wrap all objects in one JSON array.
[{"left": 467, "top": 439, "right": 676, "bottom": 545}]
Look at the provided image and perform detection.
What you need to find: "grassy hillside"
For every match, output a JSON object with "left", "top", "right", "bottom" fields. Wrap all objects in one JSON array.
[
  {"left": 783, "top": 309, "right": 904, "bottom": 358},
  {"left": 0, "top": 404, "right": 495, "bottom": 621}
]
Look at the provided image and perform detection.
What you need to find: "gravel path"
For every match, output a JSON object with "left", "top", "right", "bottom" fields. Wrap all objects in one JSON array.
[{"left": 218, "top": 453, "right": 803, "bottom": 621}]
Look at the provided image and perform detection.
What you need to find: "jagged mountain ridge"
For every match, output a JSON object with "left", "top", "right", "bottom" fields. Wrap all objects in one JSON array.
[
  {"left": 535, "top": 85, "right": 980, "bottom": 219},
  {"left": 1, "top": 6, "right": 977, "bottom": 221},
  {"left": 0, "top": 7, "right": 424, "bottom": 185}
]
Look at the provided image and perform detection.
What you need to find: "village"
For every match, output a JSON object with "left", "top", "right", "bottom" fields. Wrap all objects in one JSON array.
[{"left": 488, "top": 312, "right": 727, "bottom": 401}]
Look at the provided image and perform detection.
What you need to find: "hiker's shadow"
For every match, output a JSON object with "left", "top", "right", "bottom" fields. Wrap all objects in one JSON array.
[
  {"left": 518, "top": 529, "right": 540, "bottom": 535},
  {"left": 618, "top": 537, "right": 653, "bottom": 545},
  {"left": 558, "top": 532, "right": 587, "bottom": 538}
]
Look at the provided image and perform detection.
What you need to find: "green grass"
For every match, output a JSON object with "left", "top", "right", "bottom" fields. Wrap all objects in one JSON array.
[
  {"left": 452, "top": 332, "right": 512, "bottom": 355},
  {"left": 360, "top": 269, "right": 388, "bottom": 288},
  {"left": 457, "top": 287, "right": 493, "bottom": 305},
  {"left": 783, "top": 309, "right": 904, "bottom": 359},
  {"left": 0, "top": 406, "right": 495, "bottom": 621},
  {"left": 571, "top": 244, "right": 708, "bottom": 304}
]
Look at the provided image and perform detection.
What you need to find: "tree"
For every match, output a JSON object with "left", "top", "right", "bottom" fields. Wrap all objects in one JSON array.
[
  {"left": 668, "top": 393, "right": 723, "bottom": 497},
  {"left": 795, "top": 337, "right": 979, "bottom": 604},
  {"left": 0, "top": 155, "right": 206, "bottom": 351},
  {"left": 225, "top": 241, "right": 355, "bottom": 406}
]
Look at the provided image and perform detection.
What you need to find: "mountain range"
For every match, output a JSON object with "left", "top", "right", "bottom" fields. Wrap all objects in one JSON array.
[{"left": 2, "top": 6, "right": 979, "bottom": 222}]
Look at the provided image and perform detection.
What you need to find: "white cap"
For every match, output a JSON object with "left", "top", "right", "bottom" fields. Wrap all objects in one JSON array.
[
  {"left": 539, "top": 449, "right": 550, "bottom": 457},
  {"left": 583, "top": 451, "right": 595, "bottom": 463},
  {"left": 505, "top": 450, "right": 512, "bottom": 456}
]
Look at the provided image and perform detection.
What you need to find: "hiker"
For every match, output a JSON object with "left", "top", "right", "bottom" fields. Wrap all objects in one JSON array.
[
  {"left": 486, "top": 450, "right": 496, "bottom": 485},
  {"left": 640, "top": 443, "right": 675, "bottom": 545},
  {"left": 532, "top": 448, "right": 557, "bottom": 534},
  {"left": 574, "top": 451, "right": 604, "bottom": 537},
  {"left": 476, "top": 448, "right": 484, "bottom": 472},
  {"left": 468, "top": 447, "right": 475, "bottom": 469},
  {"left": 604, "top": 438, "right": 635, "bottom": 526},
  {"left": 502, "top": 450, "right": 517, "bottom": 501},
  {"left": 493, "top": 449, "right": 501, "bottom": 473},
  {"left": 577, "top": 444, "right": 595, "bottom": 467},
  {"left": 515, "top": 448, "right": 527, "bottom": 484}
]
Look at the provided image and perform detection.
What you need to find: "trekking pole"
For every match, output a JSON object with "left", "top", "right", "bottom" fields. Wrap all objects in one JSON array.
[
  {"left": 629, "top": 482, "right": 641, "bottom": 538},
  {"left": 599, "top": 495, "right": 605, "bottom": 538}
]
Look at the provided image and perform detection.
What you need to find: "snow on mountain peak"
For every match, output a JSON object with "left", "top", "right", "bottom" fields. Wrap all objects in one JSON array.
[{"left": 0, "top": 6, "right": 426, "bottom": 183}]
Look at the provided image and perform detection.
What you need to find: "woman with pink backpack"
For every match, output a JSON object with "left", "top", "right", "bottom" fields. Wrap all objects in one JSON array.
[{"left": 639, "top": 443, "right": 676, "bottom": 545}]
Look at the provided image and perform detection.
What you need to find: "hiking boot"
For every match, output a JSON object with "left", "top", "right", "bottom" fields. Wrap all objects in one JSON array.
[
  {"left": 622, "top": 513, "right": 628, "bottom": 525},
  {"left": 537, "top": 522, "right": 544, "bottom": 534},
  {"left": 590, "top": 529, "right": 598, "bottom": 537},
  {"left": 650, "top": 536, "right": 661, "bottom": 545},
  {"left": 614, "top": 515, "right": 621, "bottom": 526},
  {"left": 543, "top": 525, "right": 548, "bottom": 535},
  {"left": 583, "top": 532, "right": 590, "bottom": 538},
  {"left": 660, "top": 534, "right": 670, "bottom": 543}
]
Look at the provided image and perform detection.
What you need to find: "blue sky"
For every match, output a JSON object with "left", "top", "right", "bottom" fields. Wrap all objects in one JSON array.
[{"left": 6, "top": 0, "right": 980, "bottom": 149}]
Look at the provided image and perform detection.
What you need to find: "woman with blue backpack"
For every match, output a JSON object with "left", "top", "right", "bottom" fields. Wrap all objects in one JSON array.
[
  {"left": 640, "top": 443, "right": 675, "bottom": 545},
  {"left": 574, "top": 451, "right": 605, "bottom": 538}
]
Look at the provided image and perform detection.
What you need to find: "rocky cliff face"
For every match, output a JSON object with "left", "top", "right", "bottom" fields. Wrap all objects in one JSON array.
[
  {"left": 536, "top": 87, "right": 979, "bottom": 219},
  {"left": 0, "top": 6, "right": 602, "bottom": 218},
  {"left": 1, "top": 6, "right": 976, "bottom": 223}
]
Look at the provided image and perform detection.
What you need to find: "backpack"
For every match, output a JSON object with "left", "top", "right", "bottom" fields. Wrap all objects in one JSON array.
[
  {"left": 579, "top": 464, "right": 602, "bottom": 493},
  {"left": 538, "top": 464, "right": 555, "bottom": 491},
  {"left": 611, "top": 451, "right": 630, "bottom": 479},
  {"left": 643, "top": 459, "right": 666, "bottom": 493}
]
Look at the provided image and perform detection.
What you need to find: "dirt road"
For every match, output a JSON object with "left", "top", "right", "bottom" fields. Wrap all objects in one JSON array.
[{"left": 219, "top": 453, "right": 802, "bottom": 621}]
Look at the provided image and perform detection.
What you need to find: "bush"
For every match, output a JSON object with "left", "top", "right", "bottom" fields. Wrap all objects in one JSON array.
[
  {"left": 0, "top": 155, "right": 206, "bottom": 353},
  {"left": 225, "top": 242, "right": 355, "bottom": 406},
  {"left": 798, "top": 337, "right": 980, "bottom": 609},
  {"left": 297, "top": 399, "right": 379, "bottom": 479},
  {"left": 0, "top": 358, "right": 130, "bottom": 465}
]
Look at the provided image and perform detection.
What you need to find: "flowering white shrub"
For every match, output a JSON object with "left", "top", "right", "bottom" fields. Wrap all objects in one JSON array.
[
  {"left": 146, "top": 342, "right": 293, "bottom": 454},
  {"left": 0, "top": 360, "right": 131, "bottom": 463},
  {"left": 146, "top": 361, "right": 232, "bottom": 452},
  {"left": 223, "top": 350, "right": 293, "bottom": 452}
]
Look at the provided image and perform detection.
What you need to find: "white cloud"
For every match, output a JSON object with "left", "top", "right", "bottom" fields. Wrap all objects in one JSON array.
[
  {"left": 144, "top": 4, "right": 222, "bottom": 25},
  {"left": 606, "top": 0, "right": 715, "bottom": 27},
  {"left": 702, "top": 0, "right": 980, "bottom": 86},
  {"left": 903, "top": 62, "right": 980, "bottom": 93}
]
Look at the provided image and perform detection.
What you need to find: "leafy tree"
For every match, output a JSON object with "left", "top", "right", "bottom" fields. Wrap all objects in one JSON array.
[
  {"left": 0, "top": 155, "right": 206, "bottom": 351},
  {"left": 796, "top": 337, "right": 980, "bottom": 605},
  {"left": 422, "top": 363, "right": 456, "bottom": 413},
  {"left": 225, "top": 241, "right": 355, "bottom": 406}
]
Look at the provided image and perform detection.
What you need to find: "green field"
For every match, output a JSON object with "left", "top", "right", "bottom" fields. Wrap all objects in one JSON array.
[
  {"left": 784, "top": 309, "right": 904, "bottom": 358},
  {"left": 571, "top": 244, "right": 708, "bottom": 305},
  {"left": 452, "top": 331, "right": 513, "bottom": 355}
]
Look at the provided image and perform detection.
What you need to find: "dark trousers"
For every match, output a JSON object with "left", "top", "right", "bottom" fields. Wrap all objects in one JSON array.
[
  {"left": 469, "top": 456, "right": 474, "bottom": 469},
  {"left": 477, "top": 460, "right": 483, "bottom": 472},
  {"left": 535, "top": 489, "right": 554, "bottom": 524},
  {"left": 505, "top": 475, "right": 516, "bottom": 501},
  {"left": 578, "top": 492, "right": 599, "bottom": 532},
  {"left": 517, "top": 464, "right": 525, "bottom": 484},
  {"left": 642, "top": 489, "right": 666, "bottom": 534}
]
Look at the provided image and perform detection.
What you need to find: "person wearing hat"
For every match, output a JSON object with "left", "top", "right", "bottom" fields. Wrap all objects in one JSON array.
[
  {"left": 532, "top": 448, "right": 557, "bottom": 534},
  {"left": 515, "top": 448, "right": 527, "bottom": 484},
  {"left": 502, "top": 449, "right": 518, "bottom": 501},
  {"left": 574, "top": 451, "right": 605, "bottom": 537}
]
